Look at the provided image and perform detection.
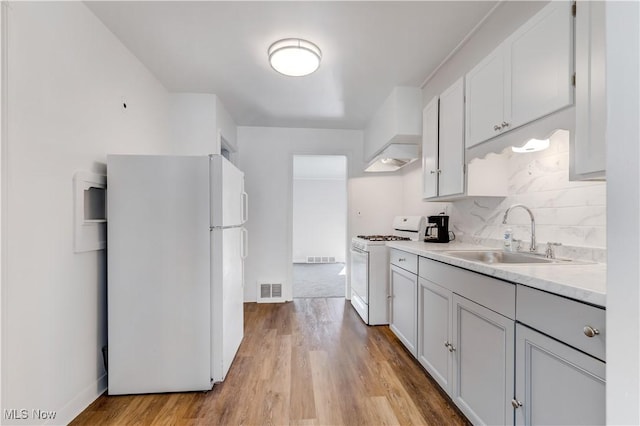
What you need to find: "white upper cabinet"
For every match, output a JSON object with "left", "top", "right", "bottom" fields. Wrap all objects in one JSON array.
[
  {"left": 466, "top": 1, "right": 574, "bottom": 148},
  {"left": 422, "top": 96, "right": 439, "bottom": 199},
  {"left": 423, "top": 77, "right": 507, "bottom": 201},
  {"left": 509, "top": 1, "right": 574, "bottom": 128},
  {"left": 572, "top": 0, "right": 606, "bottom": 180},
  {"left": 438, "top": 78, "right": 466, "bottom": 197},
  {"left": 465, "top": 46, "right": 509, "bottom": 148},
  {"left": 422, "top": 78, "right": 465, "bottom": 200}
]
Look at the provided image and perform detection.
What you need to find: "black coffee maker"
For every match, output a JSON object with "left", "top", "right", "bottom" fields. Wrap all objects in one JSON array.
[{"left": 425, "top": 215, "right": 451, "bottom": 243}]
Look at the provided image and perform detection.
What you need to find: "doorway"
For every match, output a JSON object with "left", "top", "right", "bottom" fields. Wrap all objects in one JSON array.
[{"left": 291, "top": 155, "right": 347, "bottom": 298}]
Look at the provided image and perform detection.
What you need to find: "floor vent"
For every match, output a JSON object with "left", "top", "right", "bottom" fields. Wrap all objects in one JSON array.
[
  {"left": 257, "top": 283, "right": 285, "bottom": 303},
  {"left": 306, "top": 256, "right": 337, "bottom": 264}
]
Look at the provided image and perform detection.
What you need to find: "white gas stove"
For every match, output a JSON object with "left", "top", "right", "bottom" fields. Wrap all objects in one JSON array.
[{"left": 350, "top": 216, "right": 426, "bottom": 325}]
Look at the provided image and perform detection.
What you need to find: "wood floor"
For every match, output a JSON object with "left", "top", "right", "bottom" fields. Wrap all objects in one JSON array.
[{"left": 71, "top": 298, "right": 468, "bottom": 425}]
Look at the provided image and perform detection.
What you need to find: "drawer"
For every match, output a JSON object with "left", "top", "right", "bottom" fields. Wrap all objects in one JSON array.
[
  {"left": 390, "top": 249, "right": 418, "bottom": 274},
  {"left": 517, "top": 285, "right": 606, "bottom": 361},
  {"left": 419, "top": 257, "right": 515, "bottom": 319}
]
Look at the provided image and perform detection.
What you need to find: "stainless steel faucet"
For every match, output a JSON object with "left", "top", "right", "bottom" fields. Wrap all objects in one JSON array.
[{"left": 502, "top": 204, "right": 536, "bottom": 252}]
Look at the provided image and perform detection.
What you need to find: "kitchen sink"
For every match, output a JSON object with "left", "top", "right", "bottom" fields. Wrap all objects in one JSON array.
[{"left": 442, "top": 250, "right": 573, "bottom": 265}]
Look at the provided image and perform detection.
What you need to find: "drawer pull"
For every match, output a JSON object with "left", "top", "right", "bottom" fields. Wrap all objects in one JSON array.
[
  {"left": 583, "top": 326, "right": 600, "bottom": 338},
  {"left": 398, "top": 258, "right": 406, "bottom": 262},
  {"left": 511, "top": 399, "right": 523, "bottom": 409},
  {"left": 444, "top": 342, "right": 456, "bottom": 352}
]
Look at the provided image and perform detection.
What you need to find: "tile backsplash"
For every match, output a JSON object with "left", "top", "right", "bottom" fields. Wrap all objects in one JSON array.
[{"left": 450, "top": 130, "right": 606, "bottom": 260}]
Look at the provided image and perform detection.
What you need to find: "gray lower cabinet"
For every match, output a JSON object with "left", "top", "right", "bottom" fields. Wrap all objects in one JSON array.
[
  {"left": 514, "top": 284, "right": 606, "bottom": 425},
  {"left": 514, "top": 324, "right": 606, "bottom": 425},
  {"left": 417, "top": 277, "right": 452, "bottom": 392},
  {"left": 415, "top": 257, "right": 606, "bottom": 425},
  {"left": 389, "top": 263, "right": 418, "bottom": 356},
  {"left": 417, "top": 259, "right": 515, "bottom": 426},
  {"left": 452, "top": 294, "right": 515, "bottom": 426}
]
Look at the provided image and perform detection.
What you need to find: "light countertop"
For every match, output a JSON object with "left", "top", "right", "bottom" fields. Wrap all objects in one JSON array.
[{"left": 386, "top": 240, "right": 606, "bottom": 308}]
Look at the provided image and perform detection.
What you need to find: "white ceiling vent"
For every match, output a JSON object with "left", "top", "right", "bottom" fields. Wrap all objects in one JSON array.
[{"left": 257, "top": 283, "right": 285, "bottom": 303}]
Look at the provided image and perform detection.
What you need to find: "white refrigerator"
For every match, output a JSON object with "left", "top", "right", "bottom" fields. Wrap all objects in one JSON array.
[{"left": 107, "top": 154, "right": 248, "bottom": 395}]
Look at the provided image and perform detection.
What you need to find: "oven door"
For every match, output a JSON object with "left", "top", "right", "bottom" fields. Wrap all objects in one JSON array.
[{"left": 350, "top": 246, "right": 369, "bottom": 304}]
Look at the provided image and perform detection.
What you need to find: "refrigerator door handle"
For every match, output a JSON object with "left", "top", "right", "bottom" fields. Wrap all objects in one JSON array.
[
  {"left": 241, "top": 192, "right": 248, "bottom": 223},
  {"left": 241, "top": 228, "right": 249, "bottom": 259}
]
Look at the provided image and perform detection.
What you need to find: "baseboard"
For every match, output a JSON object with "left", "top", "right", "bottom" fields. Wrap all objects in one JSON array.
[{"left": 47, "top": 373, "right": 107, "bottom": 425}]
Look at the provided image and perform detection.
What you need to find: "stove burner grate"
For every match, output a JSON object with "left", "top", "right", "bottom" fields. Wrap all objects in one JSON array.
[{"left": 356, "top": 235, "right": 412, "bottom": 242}]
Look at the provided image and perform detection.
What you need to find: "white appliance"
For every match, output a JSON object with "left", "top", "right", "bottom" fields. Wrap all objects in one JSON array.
[
  {"left": 350, "top": 216, "right": 426, "bottom": 325},
  {"left": 107, "top": 154, "right": 248, "bottom": 395}
]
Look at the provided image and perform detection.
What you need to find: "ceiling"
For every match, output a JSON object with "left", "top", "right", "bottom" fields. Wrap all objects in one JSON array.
[{"left": 87, "top": 1, "right": 498, "bottom": 130}]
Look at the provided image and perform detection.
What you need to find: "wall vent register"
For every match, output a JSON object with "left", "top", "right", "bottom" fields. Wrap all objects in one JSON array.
[{"left": 258, "top": 283, "right": 285, "bottom": 303}]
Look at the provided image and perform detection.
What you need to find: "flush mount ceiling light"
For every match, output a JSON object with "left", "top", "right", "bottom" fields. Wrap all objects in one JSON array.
[
  {"left": 512, "top": 138, "right": 550, "bottom": 153},
  {"left": 268, "top": 38, "right": 322, "bottom": 77}
]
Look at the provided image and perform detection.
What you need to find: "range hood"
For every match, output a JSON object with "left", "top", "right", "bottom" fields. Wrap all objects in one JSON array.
[{"left": 364, "top": 143, "right": 420, "bottom": 172}]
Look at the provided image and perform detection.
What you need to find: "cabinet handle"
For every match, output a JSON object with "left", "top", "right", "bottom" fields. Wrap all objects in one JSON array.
[
  {"left": 430, "top": 170, "right": 436, "bottom": 174},
  {"left": 511, "top": 399, "right": 523, "bottom": 409},
  {"left": 501, "top": 121, "right": 510, "bottom": 128},
  {"left": 583, "top": 326, "right": 600, "bottom": 338},
  {"left": 494, "top": 124, "right": 502, "bottom": 131},
  {"left": 444, "top": 341, "right": 450, "bottom": 349},
  {"left": 398, "top": 258, "right": 406, "bottom": 262},
  {"left": 448, "top": 344, "right": 456, "bottom": 352}
]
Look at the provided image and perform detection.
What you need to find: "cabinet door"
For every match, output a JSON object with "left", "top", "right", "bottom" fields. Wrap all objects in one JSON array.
[
  {"left": 572, "top": 0, "right": 606, "bottom": 179},
  {"left": 417, "top": 277, "right": 452, "bottom": 394},
  {"left": 465, "top": 45, "right": 507, "bottom": 148},
  {"left": 389, "top": 265, "right": 418, "bottom": 357},
  {"left": 452, "top": 294, "right": 515, "bottom": 426},
  {"left": 438, "top": 77, "right": 465, "bottom": 197},
  {"left": 422, "top": 97, "right": 439, "bottom": 199},
  {"left": 509, "top": 1, "right": 573, "bottom": 129},
  {"left": 515, "top": 324, "right": 605, "bottom": 426}
]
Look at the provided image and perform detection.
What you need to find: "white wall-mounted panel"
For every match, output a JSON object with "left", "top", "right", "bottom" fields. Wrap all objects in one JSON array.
[{"left": 73, "top": 171, "right": 106, "bottom": 252}]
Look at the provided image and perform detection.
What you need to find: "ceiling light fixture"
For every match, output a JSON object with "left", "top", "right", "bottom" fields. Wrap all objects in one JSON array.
[
  {"left": 512, "top": 138, "right": 550, "bottom": 153},
  {"left": 268, "top": 38, "right": 322, "bottom": 77}
]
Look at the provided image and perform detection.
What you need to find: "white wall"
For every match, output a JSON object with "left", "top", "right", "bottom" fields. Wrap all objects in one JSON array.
[
  {"left": 349, "top": 174, "right": 405, "bottom": 237},
  {"left": 170, "top": 93, "right": 217, "bottom": 155},
  {"left": 216, "top": 97, "right": 238, "bottom": 152},
  {"left": 292, "top": 178, "right": 346, "bottom": 263},
  {"left": 237, "top": 126, "right": 404, "bottom": 302},
  {"left": 605, "top": 1, "right": 640, "bottom": 423},
  {"left": 2, "top": 3, "right": 171, "bottom": 424}
]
